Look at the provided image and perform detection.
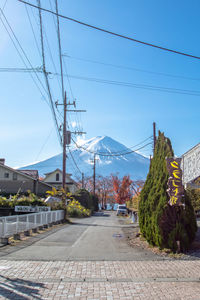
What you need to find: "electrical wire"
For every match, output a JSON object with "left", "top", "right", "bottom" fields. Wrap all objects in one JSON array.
[
  {"left": 68, "top": 148, "right": 82, "bottom": 174},
  {"left": 0, "top": 8, "right": 48, "bottom": 96},
  {"left": 63, "top": 74, "right": 200, "bottom": 97},
  {"left": 43, "top": 24, "right": 62, "bottom": 90},
  {"left": 0, "top": 67, "right": 43, "bottom": 72},
  {"left": 35, "top": 127, "right": 54, "bottom": 161},
  {"left": 37, "top": 0, "right": 62, "bottom": 145},
  {"left": 55, "top": 0, "right": 65, "bottom": 103},
  {"left": 71, "top": 137, "right": 152, "bottom": 157},
  {"left": 64, "top": 54, "right": 200, "bottom": 82},
  {"left": 4, "top": 65, "right": 200, "bottom": 97},
  {"left": 25, "top": 4, "right": 41, "bottom": 59},
  {"left": 1, "top": 0, "right": 8, "bottom": 13},
  {"left": 63, "top": 59, "right": 83, "bottom": 133},
  {"left": 18, "top": 0, "right": 200, "bottom": 60},
  {"left": 71, "top": 135, "right": 153, "bottom": 155}
]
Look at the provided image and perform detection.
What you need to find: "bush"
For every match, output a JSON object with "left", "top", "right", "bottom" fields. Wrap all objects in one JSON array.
[
  {"left": 70, "top": 189, "right": 99, "bottom": 212},
  {"left": 185, "top": 188, "right": 200, "bottom": 212},
  {"left": 66, "top": 200, "right": 91, "bottom": 217},
  {"left": 139, "top": 131, "right": 197, "bottom": 252},
  {"left": 0, "top": 192, "right": 46, "bottom": 208},
  {"left": 0, "top": 197, "right": 14, "bottom": 208}
]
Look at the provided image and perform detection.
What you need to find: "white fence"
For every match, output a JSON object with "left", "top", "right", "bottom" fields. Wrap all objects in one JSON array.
[{"left": 0, "top": 210, "right": 64, "bottom": 238}]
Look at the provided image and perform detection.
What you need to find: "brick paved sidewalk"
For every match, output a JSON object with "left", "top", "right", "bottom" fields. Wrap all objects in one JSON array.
[{"left": 1, "top": 260, "right": 200, "bottom": 299}]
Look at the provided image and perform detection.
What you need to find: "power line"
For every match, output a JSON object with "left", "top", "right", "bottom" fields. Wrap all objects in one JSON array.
[
  {"left": 71, "top": 135, "right": 153, "bottom": 155},
  {"left": 0, "top": 9, "right": 49, "bottom": 103},
  {"left": 55, "top": 0, "right": 65, "bottom": 103},
  {"left": 35, "top": 127, "right": 54, "bottom": 161},
  {"left": 18, "top": 0, "right": 200, "bottom": 60},
  {"left": 25, "top": 4, "right": 41, "bottom": 59},
  {"left": 0, "top": 67, "right": 42, "bottom": 72},
  {"left": 68, "top": 148, "right": 82, "bottom": 175},
  {"left": 1, "top": 0, "right": 8, "bottom": 13},
  {"left": 3, "top": 66, "right": 200, "bottom": 97},
  {"left": 63, "top": 59, "right": 83, "bottom": 134},
  {"left": 37, "top": 0, "right": 62, "bottom": 144},
  {"left": 71, "top": 137, "right": 152, "bottom": 157},
  {"left": 43, "top": 23, "right": 62, "bottom": 91},
  {"left": 63, "top": 74, "right": 200, "bottom": 97},
  {"left": 64, "top": 54, "right": 200, "bottom": 82}
]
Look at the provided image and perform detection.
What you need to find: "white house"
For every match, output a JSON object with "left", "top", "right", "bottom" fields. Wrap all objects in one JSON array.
[{"left": 43, "top": 169, "right": 79, "bottom": 193}]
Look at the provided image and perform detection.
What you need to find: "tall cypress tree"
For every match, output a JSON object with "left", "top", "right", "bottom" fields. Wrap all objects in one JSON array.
[{"left": 139, "top": 131, "right": 197, "bottom": 251}]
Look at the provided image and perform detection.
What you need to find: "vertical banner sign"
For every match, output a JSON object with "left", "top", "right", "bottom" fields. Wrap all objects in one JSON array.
[{"left": 166, "top": 158, "right": 184, "bottom": 206}]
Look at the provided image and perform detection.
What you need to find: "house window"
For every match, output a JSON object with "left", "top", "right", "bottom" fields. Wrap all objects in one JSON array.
[
  {"left": 13, "top": 173, "right": 17, "bottom": 181},
  {"left": 56, "top": 173, "right": 60, "bottom": 181},
  {"left": 4, "top": 172, "right": 9, "bottom": 179}
]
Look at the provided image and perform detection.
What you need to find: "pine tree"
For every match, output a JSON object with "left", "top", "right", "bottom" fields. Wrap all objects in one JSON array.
[{"left": 139, "top": 131, "right": 197, "bottom": 252}]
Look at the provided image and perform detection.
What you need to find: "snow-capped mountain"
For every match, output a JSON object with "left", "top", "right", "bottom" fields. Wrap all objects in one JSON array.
[{"left": 19, "top": 136, "right": 150, "bottom": 180}]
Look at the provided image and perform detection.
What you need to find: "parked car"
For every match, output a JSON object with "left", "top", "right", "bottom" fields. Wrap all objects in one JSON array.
[{"left": 116, "top": 205, "right": 128, "bottom": 216}]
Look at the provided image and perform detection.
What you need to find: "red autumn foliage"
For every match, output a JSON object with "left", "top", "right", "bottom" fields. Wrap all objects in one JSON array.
[{"left": 112, "top": 175, "right": 133, "bottom": 204}]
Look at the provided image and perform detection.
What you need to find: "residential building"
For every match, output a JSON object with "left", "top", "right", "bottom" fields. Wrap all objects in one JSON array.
[
  {"left": 43, "top": 169, "right": 79, "bottom": 193},
  {"left": 181, "top": 142, "right": 200, "bottom": 187},
  {"left": 0, "top": 159, "right": 52, "bottom": 196}
]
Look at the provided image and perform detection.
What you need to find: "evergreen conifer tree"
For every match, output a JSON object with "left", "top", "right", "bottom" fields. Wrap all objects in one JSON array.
[{"left": 139, "top": 131, "right": 197, "bottom": 251}]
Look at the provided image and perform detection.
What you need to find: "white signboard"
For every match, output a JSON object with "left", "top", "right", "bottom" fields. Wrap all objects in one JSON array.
[
  {"left": 15, "top": 206, "right": 51, "bottom": 213},
  {"left": 182, "top": 143, "right": 200, "bottom": 184}
]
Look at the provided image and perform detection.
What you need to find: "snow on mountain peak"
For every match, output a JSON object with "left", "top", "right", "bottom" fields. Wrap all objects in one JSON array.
[{"left": 19, "top": 136, "right": 150, "bottom": 180}]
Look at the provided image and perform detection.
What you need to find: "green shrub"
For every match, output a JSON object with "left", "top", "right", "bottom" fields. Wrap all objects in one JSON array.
[
  {"left": 0, "top": 197, "right": 14, "bottom": 208},
  {"left": 139, "top": 131, "right": 197, "bottom": 252},
  {"left": 66, "top": 200, "right": 91, "bottom": 218},
  {"left": 186, "top": 188, "right": 200, "bottom": 212},
  {"left": 0, "top": 192, "right": 46, "bottom": 208},
  {"left": 48, "top": 202, "right": 63, "bottom": 211},
  {"left": 70, "top": 189, "right": 99, "bottom": 212}
]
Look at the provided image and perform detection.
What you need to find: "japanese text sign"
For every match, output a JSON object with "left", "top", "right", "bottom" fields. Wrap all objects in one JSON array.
[{"left": 166, "top": 158, "right": 184, "bottom": 206}]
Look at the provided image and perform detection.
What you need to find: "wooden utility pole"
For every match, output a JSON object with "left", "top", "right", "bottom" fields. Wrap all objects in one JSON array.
[
  {"left": 62, "top": 92, "right": 67, "bottom": 189},
  {"left": 82, "top": 173, "right": 84, "bottom": 189},
  {"left": 93, "top": 154, "right": 96, "bottom": 196},
  {"left": 153, "top": 122, "right": 156, "bottom": 155}
]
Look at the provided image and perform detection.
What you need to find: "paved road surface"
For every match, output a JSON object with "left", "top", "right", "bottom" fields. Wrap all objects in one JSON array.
[
  {"left": 0, "top": 211, "right": 159, "bottom": 261},
  {"left": 0, "top": 211, "right": 200, "bottom": 299}
]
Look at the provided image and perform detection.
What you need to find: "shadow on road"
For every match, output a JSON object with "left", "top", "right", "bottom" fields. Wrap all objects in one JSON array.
[
  {"left": 0, "top": 275, "right": 44, "bottom": 299},
  {"left": 71, "top": 221, "right": 136, "bottom": 229},
  {"left": 93, "top": 212, "right": 111, "bottom": 217}
]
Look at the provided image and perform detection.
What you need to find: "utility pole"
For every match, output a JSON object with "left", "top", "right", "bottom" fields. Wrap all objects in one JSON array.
[
  {"left": 153, "top": 122, "right": 156, "bottom": 155},
  {"left": 82, "top": 173, "right": 84, "bottom": 189},
  {"left": 62, "top": 92, "right": 67, "bottom": 189},
  {"left": 56, "top": 95, "right": 86, "bottom": 190},
  {"left": 93, "top": 154, "right": 96, "bottom": 196}
]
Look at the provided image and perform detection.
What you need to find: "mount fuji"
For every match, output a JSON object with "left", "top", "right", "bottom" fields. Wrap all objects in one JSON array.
[{"left": 19, "top": 136, "right": 150, "bottom": 180}]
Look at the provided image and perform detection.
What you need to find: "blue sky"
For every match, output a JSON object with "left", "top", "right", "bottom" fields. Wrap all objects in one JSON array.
[{"left": 1, "top": 0, "right": 200, "bottom": 167}]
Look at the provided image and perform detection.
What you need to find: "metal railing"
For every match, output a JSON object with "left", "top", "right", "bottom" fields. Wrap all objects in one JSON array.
[{"left": 0, "top": 210, "right": 64, "bottom": 238}]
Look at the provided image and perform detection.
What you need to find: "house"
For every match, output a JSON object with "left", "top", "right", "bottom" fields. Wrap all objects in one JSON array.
[
  {"left": 0, "top": 159, "right": 52, "bottom": 196},
  {"left": 181, "top": 142, "right": 200, "bottom": 187},
  {"left": 43, "top": 169, "right": 79, "bottom": 193}
]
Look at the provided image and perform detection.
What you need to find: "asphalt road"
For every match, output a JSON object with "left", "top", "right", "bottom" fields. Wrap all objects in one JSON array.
[{"left": 0, "top": 211, "right": 164, "bottom": 261}]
